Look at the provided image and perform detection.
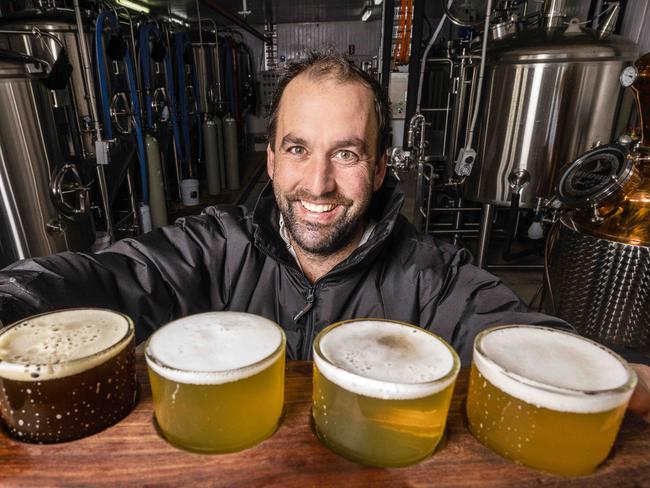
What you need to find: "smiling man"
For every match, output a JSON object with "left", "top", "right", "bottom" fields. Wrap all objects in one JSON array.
[
  {"left": 0, "top": 51, "right": 648, "bottom": 417},
  {"left": 267, "top": 61, "right": 386, "bottom": 282}
]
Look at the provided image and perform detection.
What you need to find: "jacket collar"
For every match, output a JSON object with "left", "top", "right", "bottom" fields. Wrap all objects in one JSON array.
[{"left": 252, "top": 174, "right": 405, "bottom": 273}]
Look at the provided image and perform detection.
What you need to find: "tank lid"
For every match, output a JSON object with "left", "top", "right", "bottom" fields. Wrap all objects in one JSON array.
[
  {"left": 557, "top": 144, "right": 634, "bottom": 208},
  {"left": 485, "top": 26, "right": 638, "bottom": 63}
]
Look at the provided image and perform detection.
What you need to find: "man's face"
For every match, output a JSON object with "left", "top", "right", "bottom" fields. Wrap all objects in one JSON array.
[{"left": 267, "top": 74, "right": 387, "bottom": 255}]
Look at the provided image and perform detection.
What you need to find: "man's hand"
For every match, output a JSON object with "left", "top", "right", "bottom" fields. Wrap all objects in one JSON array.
[{"left": 628, "top": 363, "right": 650, "bottom": 422}]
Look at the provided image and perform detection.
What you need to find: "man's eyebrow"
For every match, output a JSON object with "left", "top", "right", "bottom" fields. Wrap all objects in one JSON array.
[
  {"left": 334, "top": 138, "right": 369, "bottom": 154},
  {"left": 280, "top": 134, "right": 308, "bottom": 147}
]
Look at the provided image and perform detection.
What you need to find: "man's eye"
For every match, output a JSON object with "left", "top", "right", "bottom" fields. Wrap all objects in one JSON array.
[
  {"left": 335, "top": 150, "right": 358, "bottom": 162},
  {"left": 288, "top": 146, "right": 305, "bottom": 155}
]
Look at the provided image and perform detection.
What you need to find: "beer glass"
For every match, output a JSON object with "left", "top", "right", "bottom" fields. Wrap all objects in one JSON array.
[
  {"left": 466, "top": 325, "right": 637, "bottom": 476},
  {"left": 0, "top": 308, "right": 137, "bottom": 443},
  {"left": 312, "top": 319, "right": 460, "bottom": 467},
  {"left": 145, "top": 312, "right": 286, "bottom": 453}
]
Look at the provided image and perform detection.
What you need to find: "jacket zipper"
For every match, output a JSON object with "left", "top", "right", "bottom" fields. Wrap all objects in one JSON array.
[{"left": 293, "top": 286, "right": 316, "bottom": 360}]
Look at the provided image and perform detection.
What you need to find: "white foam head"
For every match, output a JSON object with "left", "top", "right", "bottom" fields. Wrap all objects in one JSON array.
[
  {"left": 313, "top": 320, "right": 459, "bottom": 400},
  {"left": 0, "top": 309, "right": 133, "bottom": 381},
  {"left": 473, "top": 325, "right": 637, "bottom": 413},
  {"left": 145, "top": 312, "right": 285, "bottom": 385}
]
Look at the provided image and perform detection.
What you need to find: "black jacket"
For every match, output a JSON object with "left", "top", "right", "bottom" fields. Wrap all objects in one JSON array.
[{"left": 0, "top": 178, "right": 567, "bottom": 364}]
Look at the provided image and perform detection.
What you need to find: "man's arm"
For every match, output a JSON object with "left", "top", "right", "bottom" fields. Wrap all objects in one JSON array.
[
  {"left": 426, "top": 246, "right": 571, "bottom": 365},
  {"left": 0, "top": 211, "right": 233, "bottom": 342},
  {"left": 629, "top": 364, "right": 650, "bottom": 422}
]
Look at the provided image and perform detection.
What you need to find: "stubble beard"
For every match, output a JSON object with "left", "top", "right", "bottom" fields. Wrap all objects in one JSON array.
[{"left": 274, "top": 187, "right": 371, "bottom": 256}]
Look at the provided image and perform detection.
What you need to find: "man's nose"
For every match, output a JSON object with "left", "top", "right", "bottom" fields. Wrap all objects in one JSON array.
[{"left": 305, "top": 153, "right": 336, "bottom": 197}]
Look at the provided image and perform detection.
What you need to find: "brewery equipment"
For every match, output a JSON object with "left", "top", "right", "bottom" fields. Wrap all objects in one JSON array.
[
  {"left": 464, "top": 11, "right": 638, "bottom": 209},
  {"left": 549, "top": 52, "right": 650, "bottom": 351},
  {"left": 0, "top": 49, "right": 93, "bottom": 267}
]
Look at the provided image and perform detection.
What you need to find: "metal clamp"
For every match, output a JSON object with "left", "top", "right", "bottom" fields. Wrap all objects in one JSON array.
[
  {"left": 109, "top": 92, "right": 133, "bottom": 134},
  {"left": 50, "top": 164, "right": 89, "bottom": 218},
  {"left": 151, "top": 87, "right": 169, "bottom": 122}
]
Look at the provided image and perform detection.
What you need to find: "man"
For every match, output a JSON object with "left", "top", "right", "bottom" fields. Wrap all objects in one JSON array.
[{"left": 0, "top": 51, "right": 648, "bottom": 418}]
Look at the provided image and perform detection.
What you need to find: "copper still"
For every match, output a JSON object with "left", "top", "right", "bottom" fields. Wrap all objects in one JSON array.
[{"left": 550, "top": 52, "right": 650, "bottom": 351}]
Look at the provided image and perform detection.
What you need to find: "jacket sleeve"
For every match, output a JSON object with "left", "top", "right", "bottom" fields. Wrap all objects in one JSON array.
[
  {"left": 426, "top": 247, "right": 572, "bottom": 365},
  {"left": 0, "top": 210, "right": 234, "bottom": 343}
]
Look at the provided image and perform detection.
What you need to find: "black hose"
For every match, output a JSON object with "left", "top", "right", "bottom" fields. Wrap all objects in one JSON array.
[{"left": 501, "top": 191, "right": 543, "bottom": 261}]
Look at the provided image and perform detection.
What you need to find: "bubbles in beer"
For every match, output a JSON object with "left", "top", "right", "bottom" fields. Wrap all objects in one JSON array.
[
  {"left": 315, "top": 320, "right": 458, "bottom": 400},
  {"left": 146, "top": 312, "right": 284, "bottom": 385},
  {"left": 474, "top": 326, "right": 634, "bottom": 413},
  {"left": 0, "top": 309, "right": 137, "bottom": 443}
]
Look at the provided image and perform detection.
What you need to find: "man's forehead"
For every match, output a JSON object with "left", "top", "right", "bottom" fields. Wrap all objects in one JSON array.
[{"left": 280, "top": 72, "right": 375, "bottom": 113}]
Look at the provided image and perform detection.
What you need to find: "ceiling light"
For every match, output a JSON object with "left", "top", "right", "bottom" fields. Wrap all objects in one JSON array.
[
  {"left": 374, "top": 0, "right": 383, "bottom": 5},
  {"left": 116, "top": 0, "right": 150, "bottom": 13},
  {"left": 361, "top": 6, "right": 372, "bottom": 21}
]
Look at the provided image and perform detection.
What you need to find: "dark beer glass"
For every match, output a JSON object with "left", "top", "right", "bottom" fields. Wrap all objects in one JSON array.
[{"left": 0, "top": 309, "right": 137, "bottom": 443}]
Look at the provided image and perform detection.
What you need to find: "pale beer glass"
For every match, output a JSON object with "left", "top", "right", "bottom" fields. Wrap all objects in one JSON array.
[
  {"left": 466, "top": 325, "right": 637, "bottom": 476},
  {"left": 145, "top": 312, "right": 286, "bottom": 453},
  {"left": 0, "top": 308, "right": 137, "bottom": 443},
  {"left": 312, "top": 319, "right": 460, "bottom": 467}
]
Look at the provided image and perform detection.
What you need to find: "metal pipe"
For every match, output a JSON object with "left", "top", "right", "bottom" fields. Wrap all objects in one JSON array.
[
  {"left": 379, "top": 0, "right": 395, "bottom": 93},
  {"left": 193, "top": 17, "right": 223, "bottom": 106},
  {"left": 72, "top": 0, "right": 114, "bottom": 242},
  {"left": 476, "top": 203, "right": 494, "bottom": 268},
  {"left": 200, "top": 0, "right": 268, "bottom": 43}
]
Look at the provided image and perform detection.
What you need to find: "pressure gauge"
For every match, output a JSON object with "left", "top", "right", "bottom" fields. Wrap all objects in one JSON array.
[{"left": 620, "top": 66, "right": 638, "bottom": 87}]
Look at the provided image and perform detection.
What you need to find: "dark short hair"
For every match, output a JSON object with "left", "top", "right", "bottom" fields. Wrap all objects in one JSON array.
[{"left": 267, "top": 50, "right": 391, "bottom": 157}]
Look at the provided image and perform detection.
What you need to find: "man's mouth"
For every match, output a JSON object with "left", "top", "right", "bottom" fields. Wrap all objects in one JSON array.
[{"left": 300, "top": 201, "right": 338, "bottom": 213}]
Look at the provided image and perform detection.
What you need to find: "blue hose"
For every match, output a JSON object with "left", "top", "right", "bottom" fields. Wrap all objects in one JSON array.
[{"left": 96, "top": 12, "right": 149, "bottom": 204}]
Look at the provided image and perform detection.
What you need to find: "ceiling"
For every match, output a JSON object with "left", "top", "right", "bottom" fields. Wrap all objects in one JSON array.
[{"left": 146, "top": 0, "right": 384, "bottom": 25}]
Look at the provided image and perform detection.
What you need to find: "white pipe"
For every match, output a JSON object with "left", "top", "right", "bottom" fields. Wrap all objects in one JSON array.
[
  {"left": 464, "top": 0, "right": 493, "bottom": 150},
  {"left": 416, "top": 0, "right": 454, "bottom": 113}
]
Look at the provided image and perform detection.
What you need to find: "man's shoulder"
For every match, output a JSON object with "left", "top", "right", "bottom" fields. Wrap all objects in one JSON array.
[
  {"left": 166, "top": 204, "right": 256, "bottom": 242},
  {"left": 389, "top": 215, "right": 461, "bottom": 265}
]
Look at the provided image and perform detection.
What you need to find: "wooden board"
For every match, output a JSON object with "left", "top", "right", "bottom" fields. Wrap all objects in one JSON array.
[{"left": 0, "top": 351, "right": 648, "bottom": 487}]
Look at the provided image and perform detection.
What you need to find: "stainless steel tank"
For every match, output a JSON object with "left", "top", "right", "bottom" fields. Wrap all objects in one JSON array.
[
  {"left": 549, "top": 52, "right": 650, "bottom": 351},
  {"left": 0, "top": 50, "right": 94, "bottom": 268},
  {"left": 464, "top": 22, "right": 638, "bottom": 208},
  {"left": 0, "top": 10, "right": 97, "bottom": 160}
]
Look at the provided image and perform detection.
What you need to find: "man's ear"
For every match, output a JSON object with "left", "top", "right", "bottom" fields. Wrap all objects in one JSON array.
[
  {"left": 373, "top": 152, "right": 388, "bottom": 191},
  {"left": 266, "top": 143, "right": 275, "bottom": 180}
]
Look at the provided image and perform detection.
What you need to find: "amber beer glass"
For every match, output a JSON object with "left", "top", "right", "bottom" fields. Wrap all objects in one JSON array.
[
  {"left": 0, "top": 309, "right": 137, "bottom": 443},
  {"left": 145, "top": 312, "right": 286, "bottom": 453},
  {"left": 466, "top": 325, "right": 637, "bottom": 476},
  {"left": 312, "top": 319, "right": 460, "bottom": 467}
]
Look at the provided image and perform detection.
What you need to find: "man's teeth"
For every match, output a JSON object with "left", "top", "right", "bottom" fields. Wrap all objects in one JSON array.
[{"left": 301, "top": 201, "right": 337, "bottom": 213}]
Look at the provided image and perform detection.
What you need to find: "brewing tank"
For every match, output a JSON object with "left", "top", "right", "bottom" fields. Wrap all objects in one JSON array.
[
  {"left": 549, "top": 52, "right": 650, "bottom": 351},
  {"left": 464, "top": 22, "right": 638, "bottom": 208},
  {"left": 0, "top": 10, "right": 98, "bottom": 161},
  {"left": 0, "top": 50, "right": 94, "bottom": 268}
]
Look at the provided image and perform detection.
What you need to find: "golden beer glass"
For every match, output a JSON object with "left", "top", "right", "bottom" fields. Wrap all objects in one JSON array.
[
  {"left": 312, "top": 319, "right": 460, "bottom": 467},
  {"left": 466, "top": 325, "right": 637, "bottom": 476},
  {"left": 0, "top": 308, "right": 137, "bottom": 443},
  {"left": 145, "top": 312, "right": 285, "bottom": 453}
]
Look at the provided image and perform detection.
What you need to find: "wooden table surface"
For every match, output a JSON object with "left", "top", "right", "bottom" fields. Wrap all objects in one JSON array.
[{"left": 0, "top": 351, "right": 648, "bottom": 487}]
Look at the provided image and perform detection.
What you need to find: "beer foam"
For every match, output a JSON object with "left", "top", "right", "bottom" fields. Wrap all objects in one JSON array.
[
  {"left": 145, "top": 312, "right": 285, "bottom": 385},
  {"left": 0, "top": 309, "right": 132, "bottom": 381},
  {"left": 474, "top": 326, "right": 637, "bottom": 413},
  {"left": 314, "top": 320, "right": 459, "bottom": 400}
]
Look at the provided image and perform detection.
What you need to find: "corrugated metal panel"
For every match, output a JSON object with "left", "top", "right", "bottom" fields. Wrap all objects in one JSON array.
[
  {"left": 276, "top": 20, "right": 382, "bottom": 62},
  {"left": 621, "top": 0, "right": 650, "bottom": 52}
]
